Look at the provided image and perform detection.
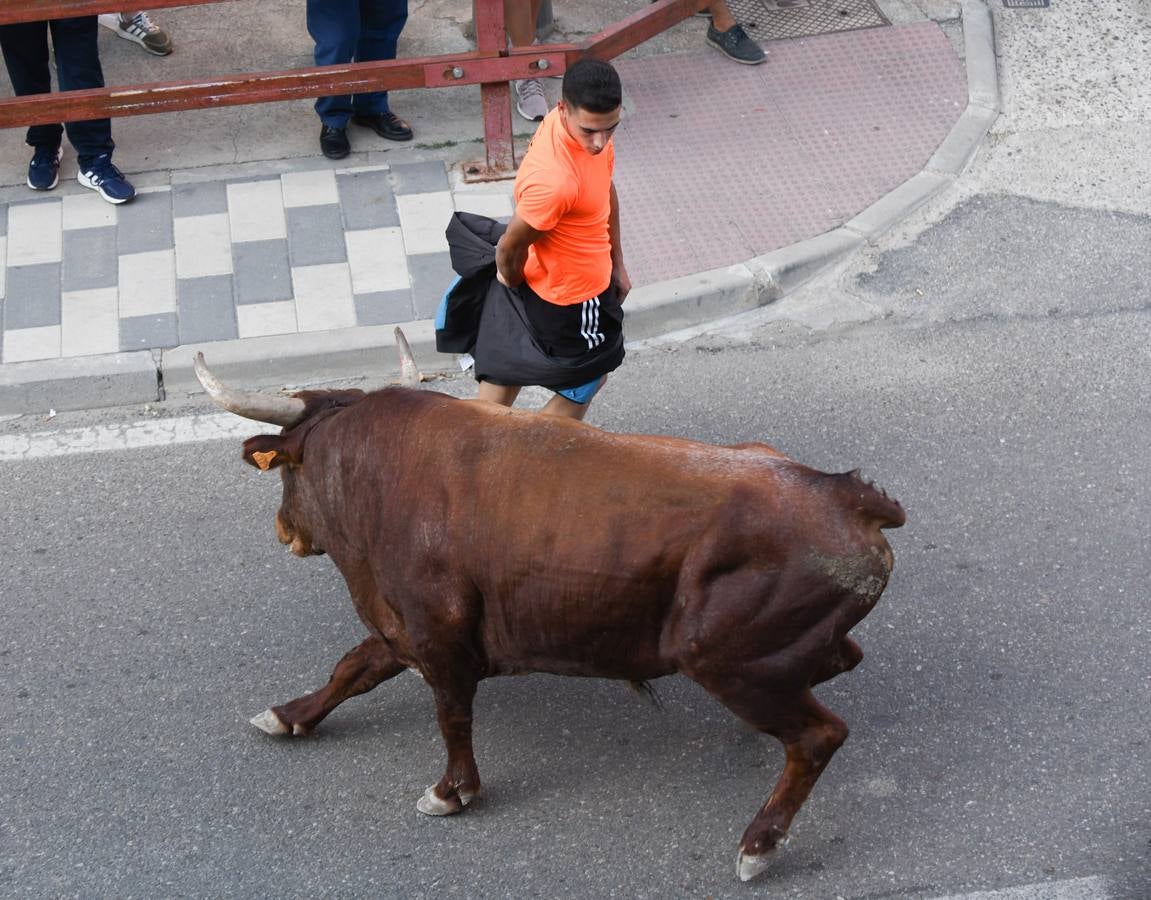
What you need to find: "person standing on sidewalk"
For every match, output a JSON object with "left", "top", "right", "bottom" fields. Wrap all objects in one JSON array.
[
  {"left": 0, "top": 16, "right": 136, "bottom": 204},
  {"left": 478, "top": 57, "right": 630, "bottom": 420},
  {"left": 309, "top": 0, "right": 413, "bottom": 160},
  {"left": 97, "top": 11, "right": 174, "bottom": 56}
]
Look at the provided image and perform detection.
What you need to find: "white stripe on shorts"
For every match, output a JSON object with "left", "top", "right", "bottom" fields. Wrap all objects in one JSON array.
[{"left": 581, "top": 296, "right": 604, "bottom": 350}]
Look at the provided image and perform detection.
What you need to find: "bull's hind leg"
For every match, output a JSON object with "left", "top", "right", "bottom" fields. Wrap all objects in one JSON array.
[
  {"left": 706, "top": 685, "right": 849, "bottom": 882},
  {"left": 250, "top": 635, "right": 404, "bottom": 737},
  {"left": 416, "top": 672, "right": 482, "bottom": 816}
]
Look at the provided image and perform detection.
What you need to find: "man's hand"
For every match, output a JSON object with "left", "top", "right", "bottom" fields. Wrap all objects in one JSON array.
[
  {"left": 495, "top": 213, "right": 545, "bottom": 290},
  {"left": 612, "top": 264, "right": 632, "bottom": 303}
]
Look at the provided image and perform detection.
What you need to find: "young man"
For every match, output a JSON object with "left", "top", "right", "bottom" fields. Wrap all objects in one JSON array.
[
  {"left": 308, "top": 0, "right": 413, "bottom": 160},
  {"left": 480, "top": 57, "right": 630, "bottom": 420},
  {"left": 0, "top": 16, "right": 135, "bottom": 204}
]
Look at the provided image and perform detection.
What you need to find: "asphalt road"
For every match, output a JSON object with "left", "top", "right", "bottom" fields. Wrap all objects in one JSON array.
[{"left": 2, "top": 195, "right": 1149, "bottom": 898}]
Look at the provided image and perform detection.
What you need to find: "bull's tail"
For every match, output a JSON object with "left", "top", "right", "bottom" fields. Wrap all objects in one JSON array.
[{"left": 832, "top": 469, "right": 906, "bottom": 529}]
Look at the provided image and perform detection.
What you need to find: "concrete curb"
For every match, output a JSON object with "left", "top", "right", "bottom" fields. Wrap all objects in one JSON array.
[{"left": 0, "top": 5, "right": 1000, "bottom": 414}]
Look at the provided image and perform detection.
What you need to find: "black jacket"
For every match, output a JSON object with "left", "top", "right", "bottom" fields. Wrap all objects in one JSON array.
[{"left": 436, "top": 212, "right": 625, "bottom": 390}]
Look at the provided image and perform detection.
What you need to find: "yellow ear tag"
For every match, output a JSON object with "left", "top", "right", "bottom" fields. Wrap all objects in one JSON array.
[{"left": 252, "top": 450, "right": 278, "bottom": 471}]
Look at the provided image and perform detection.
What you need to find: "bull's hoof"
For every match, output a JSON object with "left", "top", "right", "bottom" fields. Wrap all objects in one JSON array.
[
  {"left": 249, "top": 708, "right": 289, "bottom": 736},
  {"left": 415, "top": 785, "right": 478, "bottom": 816},
  {"left": 736, "top": 848, "right": 778, "bottom": 883}
]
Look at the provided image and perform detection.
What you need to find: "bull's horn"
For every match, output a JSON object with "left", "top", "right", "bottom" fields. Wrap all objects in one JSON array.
[
  {"left": 193, "top": 352, "right": 307, "bottom": 427},
  {"left": 394, "top": 326, "right": 424, "bottom": 385}
]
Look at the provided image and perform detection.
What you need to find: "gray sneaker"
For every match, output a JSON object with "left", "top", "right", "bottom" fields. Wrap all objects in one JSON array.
[
  {"left": 706, "top": 23, "right": 766, "bottom": 65},
  {"left": 515, "top": 78, "right": 549, "bottom": 122},
  {"left": 99, "top": 11, "right": 173, "bottom": 56}
]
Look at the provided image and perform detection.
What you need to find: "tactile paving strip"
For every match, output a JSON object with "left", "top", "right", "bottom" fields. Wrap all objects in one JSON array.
[{"left": 729, "top": 0, "right": 889, "bottom": 42}]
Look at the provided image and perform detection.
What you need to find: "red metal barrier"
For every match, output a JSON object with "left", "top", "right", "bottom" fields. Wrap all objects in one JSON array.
[{"left": 0, "top": 0, "right": 704, "bottom": 176}]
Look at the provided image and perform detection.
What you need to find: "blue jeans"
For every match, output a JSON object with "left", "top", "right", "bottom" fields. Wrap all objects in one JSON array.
[
  {"left": 307, "top": 0, "right": 408, "bottom": 127},
  {"left": 0, "top": 17, "right": 114, "bottom": 165}
]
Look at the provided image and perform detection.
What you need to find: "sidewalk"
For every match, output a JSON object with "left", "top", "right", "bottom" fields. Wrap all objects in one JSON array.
[{"left": 0, "top": 0, "right": 993, "bottom": 414}]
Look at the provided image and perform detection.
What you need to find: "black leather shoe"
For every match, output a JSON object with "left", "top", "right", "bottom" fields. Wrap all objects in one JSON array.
[
  {"left": 319, "top": 125, "right": 350, "bottom": 160},
  {"left": 352, "top": 112, "right": 413, "bottom": 142}
]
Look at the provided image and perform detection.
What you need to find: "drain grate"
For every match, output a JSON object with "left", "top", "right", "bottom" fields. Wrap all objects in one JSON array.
[
  {"left": 728, "top": 0, "right": 890, "bottom": 42},
  {"left": 1001, "top": 0, "right": 1049, "bottom": 7}
]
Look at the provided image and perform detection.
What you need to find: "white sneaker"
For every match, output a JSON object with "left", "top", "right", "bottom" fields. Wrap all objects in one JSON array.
[{"left": 515, "top": 79, "right": 548, "bottom": 123}]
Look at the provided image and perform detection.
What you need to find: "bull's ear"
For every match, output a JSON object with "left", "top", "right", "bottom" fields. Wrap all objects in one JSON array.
[{"left": 242, "top": 435, "right": 298, "bottom": 471}]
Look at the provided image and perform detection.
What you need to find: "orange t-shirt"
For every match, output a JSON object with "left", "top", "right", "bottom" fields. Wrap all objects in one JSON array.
[{"left": 513, "top": 107, "right": 615, "bottom": 306}]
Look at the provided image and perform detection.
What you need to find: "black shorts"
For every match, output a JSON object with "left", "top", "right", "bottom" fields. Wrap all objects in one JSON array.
[{"left": 517, "top": 280, "right": 624, "bottom": 359}]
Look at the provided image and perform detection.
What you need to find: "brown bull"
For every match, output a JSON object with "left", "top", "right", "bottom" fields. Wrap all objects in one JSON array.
[{"left": 195, "top": 351, "right": 904, "bottom": 882}]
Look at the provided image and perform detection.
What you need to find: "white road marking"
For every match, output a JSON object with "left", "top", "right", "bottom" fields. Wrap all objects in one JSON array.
[
  {"left": 929, "top": 875, "right": 1112, "bottom": 900},
  {"left": 0, "top": 412, "right": 256, "bottom": 461}
]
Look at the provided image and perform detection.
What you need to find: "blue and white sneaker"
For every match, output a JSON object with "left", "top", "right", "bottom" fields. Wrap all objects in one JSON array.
[
  {"left": 27, "top": 145, "right": 62, "bottom": 191},
  {"left": 77, "top": 155, "right": 136, "bottom": 204}
]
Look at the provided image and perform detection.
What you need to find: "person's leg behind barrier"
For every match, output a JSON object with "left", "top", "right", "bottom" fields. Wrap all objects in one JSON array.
[
  {"left": 350, "top": 0, "right": 412, "bottom": 139},
  {"left": 0, "top": 21, "right": 66, "bottom": 154},
  {"left": 308, "top": 0, "right": 361, "bottom": 127},
  {"left": 48, "top": 17, "right": 115, "bottom": 167}
]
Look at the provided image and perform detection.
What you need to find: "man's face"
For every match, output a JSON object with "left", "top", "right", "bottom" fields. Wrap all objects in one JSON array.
[{"left": 558, "top": 101, "right": 621, "bottom": 156}]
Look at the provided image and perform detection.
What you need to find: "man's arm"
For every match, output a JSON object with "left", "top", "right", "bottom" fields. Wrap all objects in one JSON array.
[
  {"left": 495, "top": 213, "right": 546, "bottom": 288},
  {"left": 609, "top": 182, "right": 631, "bottom": 302}
]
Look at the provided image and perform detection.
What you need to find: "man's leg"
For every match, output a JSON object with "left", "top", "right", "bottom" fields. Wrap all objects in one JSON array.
[
  {"left": 0, "top": 22, "right": 65, "bottom": 152},
  {"left": 506, "top": 0, "right": 547, "bottom": 122},
  {"left": 477, "top": 382, "right": 521, "bottom": 407},
  {"left": 707, "top": 1, "right": 765, "bottom": 65},
  {"left": 308, "top": 0, "right": 359, "bottom": 127},
  {"left": 540, "top": 376, "right": 606, "bottom": 421},
  {"left": 48, "top": 17, "right": 115, "bottom": 167}
]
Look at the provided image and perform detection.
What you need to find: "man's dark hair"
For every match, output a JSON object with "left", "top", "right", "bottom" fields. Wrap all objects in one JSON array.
[{"left": 561, "top": 58, "right": 622, "bottom": 114}]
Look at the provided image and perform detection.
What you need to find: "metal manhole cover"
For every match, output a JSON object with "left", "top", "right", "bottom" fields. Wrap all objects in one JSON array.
[{"left": 729, "top": 0, "right": 890, "bottom": 42}]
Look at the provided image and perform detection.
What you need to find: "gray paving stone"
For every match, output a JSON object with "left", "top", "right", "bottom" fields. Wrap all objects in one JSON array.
[
  {"left": 0, "top": 201, "right": 7, "bottom": 237},
  {"left": 177, "top": 274, "right": 237, "bottom": 344},
  {"left": 4, "top": 263, "right": 62, "bottom": 329},
  {"left": 233, "top": 239, "right": 292, "bottom": 305},
  {"left": 407, "top": 251, "right": 454, "bottom": 320},
  {"left": 389, "top": 161, "right": 449, "bottom": 196},
  {"left": 338, "top": 170, "right": 400, "bottom": 229},
  {"left": 62, "top": 226, "right": 118, "bottom": 291},
  {"left": 117, "top": 189, "right": 174, "bottom": 254},
  {"left": 355, "top": 289, "right": 415, "bottom": 326},
  {"left": 172, "top": 181, "right": 228, "bottom": 217},
  {"left": 286, "top": 204, "right": 347, "bottom": 266},
  {"left": 120, "top": 312, "right": 178, "bottom": 351}
]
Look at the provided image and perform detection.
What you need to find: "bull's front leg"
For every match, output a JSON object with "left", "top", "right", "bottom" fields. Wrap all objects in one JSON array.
[
  {"left": 416, "top": 675, "right": 481, "bottom": 816},
  {"left": 728, "top": 689, "right": 849, "bottom": 882},
  {"left": 250, "top": 635, "right": 404, "bottom": 737}
]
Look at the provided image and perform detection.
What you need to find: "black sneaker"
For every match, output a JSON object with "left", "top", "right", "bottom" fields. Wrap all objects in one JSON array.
[
  {"left": 27, "top": 145, "right": 62, "bottom": 191},
  {"left": 320, "top": 125, "right": 350, "bottom": 159},
  {"left": 706, "top": 23, "right": 766, "bottom": 65}
]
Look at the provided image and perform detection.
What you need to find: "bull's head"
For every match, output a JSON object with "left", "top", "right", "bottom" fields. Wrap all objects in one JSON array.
[{"left": 194, "top": 328, "right": 424, "bottom": 557}]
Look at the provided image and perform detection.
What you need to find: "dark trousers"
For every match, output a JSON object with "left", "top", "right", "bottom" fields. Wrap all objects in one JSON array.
[
  {"left": 307, "top": 0, "right": 408, "bottom": 126},
  {"left": 0, "top": 17, "right": 114, "bottom": 165}
]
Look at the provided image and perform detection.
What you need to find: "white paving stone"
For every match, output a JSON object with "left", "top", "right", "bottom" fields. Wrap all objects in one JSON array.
[
  {"left": 345, "top": 227, "right": 409, "bottom": 294},
  {"left": 396, "top": 191, "right": 454, "bottom": 255},
  {"left": 62, "top": 192, "right": 118, "bottom": 230},
  {"left": 7, "top": 201, "right": 63, "bottom": 265},
  {"left": 119, "top": 249, "right": 177, "bottom": 317},
  {"left": 3, "top": 325, "right": 60, "bottom": 363},
  {"left": 227, "top": 179, "right": 287, "bottom": 243},
  {"left": 451, "top": 192, "right": 514, "bottom": 219},
  {"left": 291, "top": 263, "right": 356, "bottom": 332},
  {"left": 282, "top": 169, "right": 340, "bottom": 208},
  {"left": 174, "top": 213, "right": 232, "bottom": 278},
  {"left": 61, "top": 287, "right": 120, "bottom": 357},
  {"left": 237, "top": 301, "right": 299, "bottom": 338}
]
